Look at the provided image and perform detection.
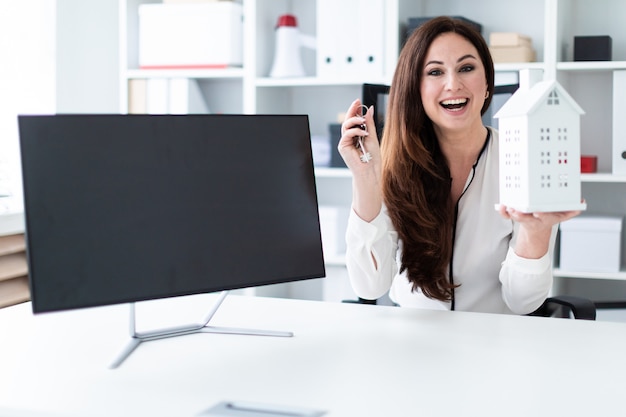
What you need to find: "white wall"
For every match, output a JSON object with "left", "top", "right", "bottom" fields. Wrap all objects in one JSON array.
[
  {"left": 0, "top": 0, "right": 56, "bottom": 212},
  {"left": 0, "top": 0, "right": 120, "bottom": 213},
  {"left": 56, "top": 0, "right": 119, "bottom": 113}
]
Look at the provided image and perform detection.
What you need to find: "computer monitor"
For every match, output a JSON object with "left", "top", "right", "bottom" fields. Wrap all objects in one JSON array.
[
  {"left": 362, "top": 83, "right": 390, "bottom": 141},
  {"left": 19, "top": 114, "right": 325, "bottom": 314},
  {"left": 363, "top": 83, "right": 519, "bottom": 137},
  {"left": 482, "top": 84, "right": 519, "bottom": 129}
]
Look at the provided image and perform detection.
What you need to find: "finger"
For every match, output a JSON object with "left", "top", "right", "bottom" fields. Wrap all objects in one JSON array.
[
  {"left": 495, "top": 204, "right": 511, "bottom": 219},
  {"left": 345, "top": 99, "right": 363, "bottom": 120},
  {"left": 505, "top": 207, "right": 536, "bottom": 223},
  {"left": 363, "top": 105, "right": 375, "bottom": 132},
  {"left": 344, "top": 115, "right": 367, "bottom": 133},
  {"left": 359, "top": 105, "right": 378, "bottom": 144},
  {"left": 342, "top": 104, "right": 367, "bottom": 134},
  {"left": 338, "top": 122, "right": 367, "bottom": 149},
  {"left": 534, "top": 210, "right": 581, "bottom": 221}
]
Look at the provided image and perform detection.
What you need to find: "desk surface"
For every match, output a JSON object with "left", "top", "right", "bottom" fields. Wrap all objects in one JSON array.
[{"left": 0, "top": 293, "right": 625, "bottom": 417}]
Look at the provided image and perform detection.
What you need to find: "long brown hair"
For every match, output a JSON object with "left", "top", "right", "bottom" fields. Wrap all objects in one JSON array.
[{"left": 380, "top": 17, "right": 494, "bottom": 301}]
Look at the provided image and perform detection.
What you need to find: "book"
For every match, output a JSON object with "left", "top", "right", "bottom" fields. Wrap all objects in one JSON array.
[
  {"left": 489, "top": 32, "right": 532, "bottom": 48},
  {"left": 489, "top": 45, "right": 536, "bottom": 63},
  {"left": 128, "top": 79, "right": 147, "bottom": 114},
  {"left": 168, "top": 78, "right": 209, "bottom": 114}
]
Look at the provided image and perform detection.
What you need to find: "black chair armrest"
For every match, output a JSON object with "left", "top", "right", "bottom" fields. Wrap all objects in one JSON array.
[
  {"left": 530, "top": 295, "right": 596, "bottom": 320},
  {"left": 342, "top": 297, "right": 378, "bottom": 305}
]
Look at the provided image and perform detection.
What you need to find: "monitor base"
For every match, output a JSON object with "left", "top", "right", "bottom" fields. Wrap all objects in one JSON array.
[{"left": 110, "top": 291, "right": 293, "bottom": 369}]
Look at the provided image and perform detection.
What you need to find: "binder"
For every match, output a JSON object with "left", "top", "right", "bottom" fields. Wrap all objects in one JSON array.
[
  {"left": 168, "top": 78, "right": 209, "bottom": 114},
  {"left": 355, "top": 0, "right": 384, "bottom": 79},
  {"left": 316, "top": 0, "right": 345, "bottom": 79},
  {"left": 127, "top": 79, "right": 147, "bottom": 114},
  {"left": 131, "top": 78, "right": 209, "bottom": 115},
  {"left": 146, "top": 78, "right": 169, "bottom": 114},
  {"left": 316, "top": 0, "right": 385, "bottom": 79}
]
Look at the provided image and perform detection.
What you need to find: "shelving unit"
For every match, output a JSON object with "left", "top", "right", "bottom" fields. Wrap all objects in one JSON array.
[
  {"left": 117, "top": 0, "right": 626, "bottom": 301},
  {"left": 0, "top": 233, "right": 29, "bottom": 308},
  {"left": 551, "top": 0, "right": 626, "bottom": 299}
]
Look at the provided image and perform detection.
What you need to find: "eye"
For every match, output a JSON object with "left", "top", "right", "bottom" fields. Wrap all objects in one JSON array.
[
  {"left": 427, "top": 68, "right": 443, "bottom": 76},
  {"left": 460, "top": 64, "right": 475, "bottom": 73}
]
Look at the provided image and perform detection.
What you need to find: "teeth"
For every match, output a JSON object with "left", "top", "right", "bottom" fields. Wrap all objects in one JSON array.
[{"left": 441, "top": 98, "right": 467, "bottom": 105}]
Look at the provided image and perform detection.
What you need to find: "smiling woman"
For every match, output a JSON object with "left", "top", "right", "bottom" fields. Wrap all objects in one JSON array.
[{"left": 337, "top": 16, "right": 582, "bottom": 314}]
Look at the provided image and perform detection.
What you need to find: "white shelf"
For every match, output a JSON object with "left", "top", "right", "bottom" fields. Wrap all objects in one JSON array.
[
  {"left": 125, "top": 68, "right": 245, "bottom": 80},
  {"left": 255, "top": 77, "right": 388, "bottom": 88},
  {"left": 557, "top": 61, "right": 626, "bottom": 72},
  {"left": 255, "top": 63, "right": 546, "bottom": 87},
  {"left": 553, "top": 268, "right": 626, "bottom": 281},
  {"left": 581, "top": 173, "right": 626, "bottom": 183},
  {"left": 314, "top": 167, "right": 351, "bottom": 179},
  {"left": 494, "top": 62, "right": 546, "bottom": 72}
]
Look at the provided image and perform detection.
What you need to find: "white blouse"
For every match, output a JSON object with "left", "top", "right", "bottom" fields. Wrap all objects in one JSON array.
[{"left": 345, "top": 128, "right": 557, "bottom": 314}]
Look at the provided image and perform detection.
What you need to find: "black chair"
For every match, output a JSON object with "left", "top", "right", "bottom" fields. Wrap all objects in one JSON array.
[
  {"left": 344, "top": 295, "right": 596, "bottom": 320},
  {"left": 528, "top": 295, "right": 596, "bottom": 320}
]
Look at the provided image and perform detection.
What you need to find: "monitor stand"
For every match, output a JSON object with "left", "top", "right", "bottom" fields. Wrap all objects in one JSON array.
[{"left": 110, "top": 291, "right": 293, "bottom": 368}]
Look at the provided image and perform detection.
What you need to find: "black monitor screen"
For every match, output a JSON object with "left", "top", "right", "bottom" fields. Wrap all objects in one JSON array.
[
  {"left": 364, "top": 83, "right": 519, "bottom": 136},
  {"left": 482, "top": 84, "right": 519, "bottom": 129},
  {"left": 19, "top": 114, "right": 325, "bottom": 313},
  {"left": 362, "top": 83, "right": 390, "bottom": 141}
]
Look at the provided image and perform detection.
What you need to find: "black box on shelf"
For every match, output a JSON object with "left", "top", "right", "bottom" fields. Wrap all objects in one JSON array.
[
  {"left": 574, "top": 36, "right": 612, "bottom": 61},
  {"left": 329, "top": 123, "right": 346, "bottom": 168}
]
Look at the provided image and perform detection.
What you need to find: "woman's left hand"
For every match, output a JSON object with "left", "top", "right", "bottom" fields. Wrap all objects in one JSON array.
[
  {"left": 497, "top": 204, "right": 582, "bottom": 259},
  {"left": 497, "top": 205, "right": 582, "bottom": 231}
]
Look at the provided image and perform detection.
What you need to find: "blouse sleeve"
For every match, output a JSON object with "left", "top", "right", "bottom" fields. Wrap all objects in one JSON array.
[
  {"left": 499, "top": 224, "right": 558, "bottom": 314},
  {"left": 345, "top": 206, "right": 399, "bottom": 300}
]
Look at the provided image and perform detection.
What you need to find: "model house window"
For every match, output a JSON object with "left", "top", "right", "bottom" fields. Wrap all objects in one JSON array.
[{"left": 548, "top": 90, "right": 560, "bottom": 106}]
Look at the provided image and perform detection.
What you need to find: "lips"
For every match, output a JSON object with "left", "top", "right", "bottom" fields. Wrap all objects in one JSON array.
[{"left": 440, "top": 98, "right": 468, "bottom": 111}]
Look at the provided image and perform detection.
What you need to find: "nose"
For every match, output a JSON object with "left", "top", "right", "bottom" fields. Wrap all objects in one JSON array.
[{"left": 444, "top": 72, "right": 462, "bottom": 91}]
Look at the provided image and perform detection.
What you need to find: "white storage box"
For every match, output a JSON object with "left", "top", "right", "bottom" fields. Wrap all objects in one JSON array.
[
  {"left": 138, "top": 3, "right": 243, "bottom": 69},
  {"left": 318, "top": 206, "right": 349, "bottom": 258},
  {"left": 559, "top": 216, "right": 623, "bottom": 272}
]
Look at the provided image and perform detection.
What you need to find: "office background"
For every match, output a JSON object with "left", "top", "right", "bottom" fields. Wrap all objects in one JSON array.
[{"left": 2, "top": 0, "right": 626, "bottom": 320}]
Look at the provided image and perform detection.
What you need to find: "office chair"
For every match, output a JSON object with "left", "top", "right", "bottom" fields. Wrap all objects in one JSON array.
[
  {"left": 344, "top": 295, "right": 596, "bottom": 320},
  {"left": 527, "top": 295, "right": 596, "bottom": 320}
]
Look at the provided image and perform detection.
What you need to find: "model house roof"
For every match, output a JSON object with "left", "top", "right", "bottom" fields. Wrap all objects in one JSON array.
[{"left": 494, "top": 79, "right": 585, "bottom": 118}]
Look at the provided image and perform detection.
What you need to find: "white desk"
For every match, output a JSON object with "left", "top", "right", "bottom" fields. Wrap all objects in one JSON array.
[{"left": 0, "top": 293, "right": 625, "bottom": 417}]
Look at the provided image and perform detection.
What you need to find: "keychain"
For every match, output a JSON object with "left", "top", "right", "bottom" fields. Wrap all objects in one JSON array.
[{"left": 355, "top": 105, "right": 372, "bottom": 163}]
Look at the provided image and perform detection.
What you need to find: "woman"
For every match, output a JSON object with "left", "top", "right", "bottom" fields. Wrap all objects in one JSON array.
[{"left": 338, "top": 16, "right": 580, "bottom": 314}]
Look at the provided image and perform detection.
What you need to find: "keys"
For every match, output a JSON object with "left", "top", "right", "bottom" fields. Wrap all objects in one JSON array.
[
  {"left": 357, "top": 136, "right": 372, "bottom": 163},
  {"left": 355, "top": 105, "right": 372, "bottom": 163}
]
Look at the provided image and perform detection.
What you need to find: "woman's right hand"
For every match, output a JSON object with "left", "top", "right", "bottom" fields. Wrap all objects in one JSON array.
[
  {"left": 338, "top": 99, "right": 384, "bottom": 222},
  {"left": 338, "top": 99, "right": 381, "bottom": 173}
]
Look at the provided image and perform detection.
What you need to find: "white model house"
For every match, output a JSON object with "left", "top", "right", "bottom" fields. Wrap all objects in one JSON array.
[{"left": 495, "top": 79, "right": 588, "bottom": 212}]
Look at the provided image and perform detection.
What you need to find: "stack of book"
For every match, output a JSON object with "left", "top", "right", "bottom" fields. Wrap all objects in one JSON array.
[
  {"left": 489, "top": 32, "right": 536, "bottom": 63},
  {"left": 128, "top": 78, "right": 209, "bottom": 114}
]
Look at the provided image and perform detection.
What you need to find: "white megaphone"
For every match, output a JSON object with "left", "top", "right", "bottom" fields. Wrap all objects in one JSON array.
[{"left": 269, "top": 14, "right": 316, "bottom": 78}]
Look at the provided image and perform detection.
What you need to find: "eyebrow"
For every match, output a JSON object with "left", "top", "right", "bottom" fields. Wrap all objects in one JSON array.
[{"left": 425, "top": 54, "right": 478, "bottom": 67}]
